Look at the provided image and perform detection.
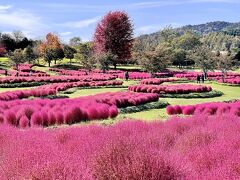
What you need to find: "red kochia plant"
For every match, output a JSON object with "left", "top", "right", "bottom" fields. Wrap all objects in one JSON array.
[
  {"left": 1, "top": 115, "right": 240, "bottom": 178},
  {"left": 93, "top": 11, "right": 134, "bottom": 68},
  {"left": 129, "top": 84, "right": 212, "bottom": 94},
  {"left": 19, "top": 116, "right": 29, "bottom": 128},
  {"left": 4, "top": 111, "right": 17, "bottom": 126},
  {"left": 166, "top": 101, "right": 240, "bottom": 117}
]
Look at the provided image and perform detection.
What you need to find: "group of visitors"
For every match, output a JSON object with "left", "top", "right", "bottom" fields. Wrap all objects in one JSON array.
[{"left": 197, "top": 74, "right": 205, "bottom": 83}]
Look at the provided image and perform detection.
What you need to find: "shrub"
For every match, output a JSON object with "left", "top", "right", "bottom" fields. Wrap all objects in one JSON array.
[
  {"left": 19, "top": 116, "right": 29, "bottom": 128},
  {"left": 166, "top": 106, "right": 176, "bottom": 115},
  {"left": 31, "top": 113, "right": 43, "bottom": 127}
]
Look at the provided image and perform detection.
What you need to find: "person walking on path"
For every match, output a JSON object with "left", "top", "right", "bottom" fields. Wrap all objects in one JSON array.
[
  {"left": 201, "top": 74, "right": 205, "bottom": 83},
  {"left": 197, "top": 75, "right": 200, "bottom": 83},
  {"left": 125, "top": 71, "right": 129, "bottom": 81}
]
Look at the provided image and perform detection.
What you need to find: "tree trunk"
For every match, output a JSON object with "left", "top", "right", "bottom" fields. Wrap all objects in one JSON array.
[
  {"left": 48, "top": 61, "right": 51, "bottom": 67},
  {"left": 203, "top": 69, "right": 208, "bottom": 79},
  {"left": 114, "top": 63, "right": 117, "bottom": 69},
  {"left": 54, "top": 59, "right": 57, "bottom": 64},
  {"left": 222, "top": 70, "right": 225, "bottom": 83}
]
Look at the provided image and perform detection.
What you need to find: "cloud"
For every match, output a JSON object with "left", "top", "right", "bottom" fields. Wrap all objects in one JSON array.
[
  {"left": 136, "top": 23, "right": 182, "bottom": 35},
  {"left": 131, "top": 0, "right": 240, "bottom": 8},
  {"left": 0, "top": 5, "right": 11, "bottom": 12},
  {"left": 59, "top": 16, "right": 100, "bottom": 29},
  {"left": 0, "top": 5, "right": 48, "bottom": 38},
  {"left": 59, "top": 32, "right": 72, "bottom": 36}
]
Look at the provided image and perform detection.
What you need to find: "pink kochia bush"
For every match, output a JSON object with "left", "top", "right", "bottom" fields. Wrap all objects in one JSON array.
[
  {"left": 50, "top": 68, "right": 124, "bottom": 76},
  {"left": 0, "top": 74, "right": 116, "bottom": 84},
  {"left": 0, "top": 98, "right": 118, "bottom": 128},
  {"left": 91, "top": 92, "right": 159, "bottom": 107},
  {"left": 118, "top": 72, "right": 152, "bottom": 79},
  {"left": 129, "top": 84, "right": 212, "bottom": 94},
  {"left": 0, "top": 80, "right": 123, "bottom": 101},
  {"left": 218, "top": 78, "right": 240, "bottom": 85},
  {"left": 174, "top": 71, "right": 240, "bottom": 80},
  {"left": 166, "top": 101, "right": 240, "bottom": 117},
  {"left": 0, "top": 115, "right": 240, "bottom": 179},
  {"left": 0, "top": 92, "right": 158, "bottom": 128},
  {"left": 141, "top": 78, "right": 177, "bottom": 85}
]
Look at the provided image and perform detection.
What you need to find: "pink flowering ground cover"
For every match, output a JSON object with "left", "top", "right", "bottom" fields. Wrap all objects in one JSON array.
[
  {"left": 141, "top": 78, "right": 177, "bottom": 85},
  {"left": 129, "top": 84, "right": 212, "bottom": 94},
  {"left": 0, "top": 74, "right": 116, "bottom": 84},
  {"left": 0, "top": 92, "right": 159, "bottom": 128},
  {"left": 0, "top": 80, "right": 123, "bottom": 101},
  {"left": 166, "top": 101, "right": 240, "bottom": 116},
  {"left": 0, "top": 115, "right": 240, "bottom": 179}
]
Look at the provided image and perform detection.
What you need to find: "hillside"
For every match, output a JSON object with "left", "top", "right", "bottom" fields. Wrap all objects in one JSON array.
[{"left": 135, "top": 21, "right": 240, "bottom": 51}]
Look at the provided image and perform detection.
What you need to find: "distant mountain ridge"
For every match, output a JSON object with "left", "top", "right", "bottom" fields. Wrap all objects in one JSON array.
[
  {"left": 138, "top": 21, "right": 240, "bottom": 39},
  {"left": 175, "top": 21, "right": 240, "bottom": 35},
  {"left": 135, "top": 21, "right": 240, "bottom": 51}
]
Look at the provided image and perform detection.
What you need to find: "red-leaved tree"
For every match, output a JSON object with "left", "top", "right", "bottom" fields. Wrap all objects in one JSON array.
[
  {"left": 0, "top": 44, "right": 7, "bottom": 57},
  {"left": 93, "top": 11, "right": 134, "bottom": 69}
]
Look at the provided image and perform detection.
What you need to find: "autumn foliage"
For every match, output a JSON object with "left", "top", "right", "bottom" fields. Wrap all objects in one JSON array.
[
  {"left": 38, "top": 33, "right": 64, "bottom": 66},
  {"left": 93, "top": 11, "right": 134, "bottom": 67}
]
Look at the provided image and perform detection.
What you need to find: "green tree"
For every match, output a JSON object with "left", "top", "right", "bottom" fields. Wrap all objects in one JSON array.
[
  {"left": 188, "top": 46, "right": 216, "bottom": 78},
  {"left": 171, "top": 48, "right": 187, "bottom": 68},
  {"left": 216, "top": 51, "right": 233, "bottom": 83},
  {"left": 96, "top": 52, "right": 117, "bottom": 72},
  {"left": 173, "top": 31, "right": 201, "bottom": 51},
  {"left": 43, "top": 48, "right": 56, "bottom": 67},
  {"left": 23, "top": 46, "right": 36, "bottom": 64},
  {"left": 69, "top": 37, "right": 81, "bottom": 47},
  {"left": 74, "top": 42, "right": 95, "bottom": 70},
  {"left": 8, "top": 49, "right": 25, "bottom": 69},
  {"left": 138, "top": 44, "right": 172, "bottom": 73},
  {"left": 63, "top": 45, "right": 77, "bottom": 64}
]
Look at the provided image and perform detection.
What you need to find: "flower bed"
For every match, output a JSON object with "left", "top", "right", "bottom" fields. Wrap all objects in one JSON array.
[
  {"left": 166, "top": 101, "right": 240, "bottom": 116},
  {"left": 0, "top": 74, "right": 116, "bottom": 84},
  {"left": 129, "top": 84, "right": 212, "bottom": 94},
  {"left": 218, "top": 78, "right": 240, "bottom": 85},
  {"left": 0, "top": 98, "right": 118, "bottom": 128},
  {"left": 1, "top": 115, "right": 240, "bottom": 179},
  {"left": 141, "top": 78, "right": 177, "bottom": 85},
  {"left": 174, "top": 72, "right": 240, "bottom": 80},
  {"left": 118, "top": 72, "right": 152, "bottom": 80},
  {"left": 0, "top": 80, "right": 123, "bottom": 101},
  {"left": 0, "top": 92, "right": 159, "bottom": 128},
  {"left": 91, "top": 92, "right": 159, "bottom": 107}
]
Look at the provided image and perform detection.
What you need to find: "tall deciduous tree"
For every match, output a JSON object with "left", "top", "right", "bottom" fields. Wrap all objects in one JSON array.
[
  {"left": 93, "top": 11, "right": 134, "bottom": 69},
  {"left": 138, "top": 44, "right": 172, "bottom": 73},
  {"left": 188, "top": 46, "right": 216, "bottom": 78},
  {"left": 69, "top": 37, "right": 81, "bottom": 47},
  {"left": 63, "top": 45, "right": 77, "bottom": 64},
  {"left": 23, "top": 46, "right": 36, "bottom": 63},
  {"left": 173, "top": 31, "right": 201, "bottom": 51},
  {"left": 38, "top": 33, "right": 64, "bottom": 66},
  {"left": 216, "top": 51, "right": 233, "bottom": 83},
  {"left": 96, "top": 52, "right": 117, "bottom": 72},
  {"left": 8, "top": 49, "right": 25, "bottom": 70},
  {"left": 74, "top": 42, "right": 95, "bottom": 70}
]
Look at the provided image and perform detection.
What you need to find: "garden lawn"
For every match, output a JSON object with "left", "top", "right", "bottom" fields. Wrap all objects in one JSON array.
[
  {"left": 115, "top": 81, "right": 240, "bottom": 121},
  {"left": 0, "top": 87, "right": 32, "bottom": 92}
]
